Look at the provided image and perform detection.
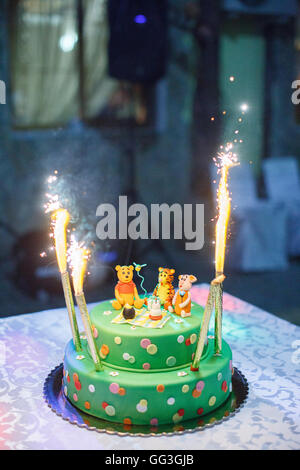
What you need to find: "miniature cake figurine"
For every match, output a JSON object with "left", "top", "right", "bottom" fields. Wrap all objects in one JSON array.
[{"left": 148, "top": 296, "right": 163, "bottom": 321}]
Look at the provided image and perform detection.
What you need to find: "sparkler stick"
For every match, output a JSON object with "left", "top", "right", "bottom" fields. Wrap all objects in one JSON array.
[
  {"left": 70, "top": 242, "right": 103, "bottom": 372},
  {"left": 52, "top": 209, "right": 81, "bottom": 352},
  {"left": 191, "top": 148, "right": 238, "bottom": 370}
]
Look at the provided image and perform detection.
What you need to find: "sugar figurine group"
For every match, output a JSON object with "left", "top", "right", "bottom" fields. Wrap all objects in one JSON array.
[{"left": 112, "top": 264, "right": 197, "bottom": 320}]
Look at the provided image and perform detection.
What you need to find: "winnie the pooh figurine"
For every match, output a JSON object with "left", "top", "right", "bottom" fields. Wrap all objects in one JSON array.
[{"left": 112, "top": 265, "right": 145, "bottom": 310}]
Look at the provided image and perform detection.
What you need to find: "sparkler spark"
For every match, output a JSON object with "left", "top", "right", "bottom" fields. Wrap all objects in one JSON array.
[
  {"left": 52, "top": 209, "right": 70, "bottom": 273},
  {"left": 215, "top": 145, "right": 239, "bottom": 276},
  {"left": 68, "top": 237, "right": 90, "bottom": 296}
]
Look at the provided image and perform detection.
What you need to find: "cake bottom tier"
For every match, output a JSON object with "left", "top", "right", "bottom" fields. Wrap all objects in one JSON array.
[{"left": 63, "top": 338, "right": 233, "bottom": 426}]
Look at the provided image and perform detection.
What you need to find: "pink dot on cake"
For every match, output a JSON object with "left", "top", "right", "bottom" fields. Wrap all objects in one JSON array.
[
  {"left": 73, "top": 393, "right": 78, "bottom": 402},
  {"left": 196, "top": 380, "right": 205, "bottom": 392},
  {"left": 109, "top": 382, "right": 120, "bottom": 394},
  {"left": 140, "top": 338, "right": 151, "bottom": 349},
  {"left": 150, "top": 418, "right": 158, "bottom": 426},
  {"left": 143, "top": 362, "right": 150, "bottom": 370}
]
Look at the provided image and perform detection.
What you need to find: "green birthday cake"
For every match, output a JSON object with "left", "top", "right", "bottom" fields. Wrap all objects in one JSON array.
[{"left": 63, "top": 266, "right": 233, "bottom": 427}]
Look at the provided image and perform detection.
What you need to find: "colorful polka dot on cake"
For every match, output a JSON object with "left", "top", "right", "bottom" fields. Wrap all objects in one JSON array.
[
  {"left": 147, "top": 344, "right": 158, "bottom": 355},
  {"left": 156, "top": 384, "right": 165, "bottom": 392},
  {"left": 182, "top": 384, "right": 189, "bottom": 393},
  {"left": 118, "top": 387, "right": 126, "bottom": 396},
  {"left": 209, "top": 396, "right": 216, "bottom": 406},
  {"left": 190, "top": 333, "right": 197, "bottom": 344},
  {"left": 92, "top": 325, "right": 98, "bottom": 338},
  {"left": 150, "top": 418, "right": 158, "bottom": 426},
  {"left": 166, "top": 356, "right": 176, "bottom": 367},
  {"left": 100, "top": 344, "right": 109, "bottom": 358},
  {"left": 105, "top": 405, "right": 115, "bottom": 416},
  {"left": 167, "top": 397, "right": 175, "bottom": 405},
  {"left": 136, "top": 399, "right": 148, "bottom": 413},
  {"left": 114, "top": 336, "right": 122, "bottom": 345},
  {"left": 140, "top": 338, "right": 151, "bottom": 349},
  {"left": 109, "top": 382, "right": 120, "bottom": 394},
  {"left": 196, "top": 380, "right": 205, "bottom": 392},
  {"left": 143, "top": 362, "right": 151, "bottom": 370},
  {"left": 88, "top": 384, "right": 95, "bottom": 393},
  {"left": 73, "top": 393, "right": 78, "bottom": 402},
  {"left": 84, "top": 401, "right": 91, "bottom": 410},
  {"left": 192, "top": 389, "right": 201, "bottom": 398},
  {"left": 177, "top": 335, "right": 184, "bottom": 344},
  {"left": 221, "top": 380, "right": 228, "bottom": 392}
]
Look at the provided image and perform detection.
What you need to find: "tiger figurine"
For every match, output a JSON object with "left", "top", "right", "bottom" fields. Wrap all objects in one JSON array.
[{"left": 153, "top": 267, "right": 175, "bottom": 311}]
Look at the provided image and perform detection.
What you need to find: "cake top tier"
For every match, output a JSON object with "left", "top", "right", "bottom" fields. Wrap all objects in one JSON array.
[{"left": 89, "top": 300, "right": 205, "bottom": 372}]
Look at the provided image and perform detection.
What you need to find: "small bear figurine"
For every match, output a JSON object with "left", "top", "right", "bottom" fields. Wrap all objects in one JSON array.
[
  {"left": 112, "top": 265, "right": 145, "bottom": 310},
  {"left": 153, "top": 267, "right": 175, "bottom": 311},
  {"left": 171, "top": 274, "right": 197, "bottom": 317}
]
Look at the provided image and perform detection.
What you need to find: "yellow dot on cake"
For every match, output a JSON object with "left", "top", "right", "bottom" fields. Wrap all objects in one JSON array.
[
  {"left": 182, "top": 384, "right": 189, "bottom": 393},
  {"left": 105, "top": 405, "right": 115, "bottom": 416},
  {"left": 190, "top": 333, "right": 197, "bottom": 344},
  {"left": 114, "top": 336, "right": 122, "bottom": 345},
  {"left": 147, "top": 344, "right": 158, "bottom": 355},
  {"left": 209, "top": 396, "right": 216, "bottom": 406}
]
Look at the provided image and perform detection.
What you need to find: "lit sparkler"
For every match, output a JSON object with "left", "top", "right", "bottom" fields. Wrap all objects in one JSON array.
[
  {"left": 51, "top": 208, "right": 81, "bottom": 352},
  {"left": 191, "top": 147, "right": 238, "bottom": 370},
  {"left": 69, "top": 238, "right": 103, "bottom": 372}
]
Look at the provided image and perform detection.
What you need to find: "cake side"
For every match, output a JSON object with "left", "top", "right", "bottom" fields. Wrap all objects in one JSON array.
[
  {"left": 63, "top": 335, "right": 233, "bottom": 426},
  {"left": 89, "top": 300, "right": 205, "bottom": 371}
]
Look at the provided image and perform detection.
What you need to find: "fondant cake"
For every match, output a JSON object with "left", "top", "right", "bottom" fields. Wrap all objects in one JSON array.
[{"left": 62, "top": 267, "right": 233, "bottom": 427}]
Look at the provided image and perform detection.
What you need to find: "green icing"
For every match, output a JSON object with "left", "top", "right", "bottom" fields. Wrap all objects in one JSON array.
[
  {"left": 90, "top": 300, "right": 206, "bottom": 371},
  {"left": 63, "top": 306, "right": 233, "bottom": 426}
]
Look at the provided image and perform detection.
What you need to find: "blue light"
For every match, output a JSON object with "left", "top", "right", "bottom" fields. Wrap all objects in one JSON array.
[{"left": 134, "top": 14, "right": 147, "bottom": 24}]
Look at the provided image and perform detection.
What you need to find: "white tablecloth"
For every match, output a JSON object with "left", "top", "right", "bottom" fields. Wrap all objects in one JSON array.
[{"left": 0, "top": 284, "right": 299, "bottom": 450}]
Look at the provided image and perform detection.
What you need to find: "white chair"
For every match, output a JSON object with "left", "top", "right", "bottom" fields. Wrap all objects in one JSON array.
[
  {"left": 210, "top": 162, "right": 288, "bottom": 272},
  {"left": 262, "top": 157, "right": 300, "bottom": 256}
]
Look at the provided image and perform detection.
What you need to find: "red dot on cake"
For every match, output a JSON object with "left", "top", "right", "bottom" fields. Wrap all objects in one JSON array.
[
  {"left": 150, "top": 418, "right": 158, "bottom": 426},
  {"left": 222, "top": 380, "right": 227, "bottom": 392},
  {"left": 185, "top": 338, "right": 191, "bottom": 346},
  {"left": 75, "top": 380, "right": 81, "bottom": 391},
  {"left": 197, "top": 408, "right": 204, "bottom": 415},
  {"left": 102, "top": 401, "right": 108, "bottom": 409},
  {"left": 178, "top": 409, "right": 185, "bottom": 416}
]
